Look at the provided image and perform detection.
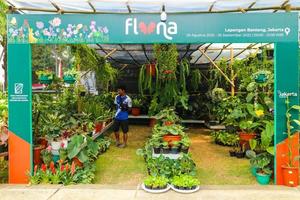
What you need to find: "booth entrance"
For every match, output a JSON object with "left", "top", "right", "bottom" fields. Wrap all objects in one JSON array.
[{"left": 6, "top": 12, "right": 299, "bottom": 184}]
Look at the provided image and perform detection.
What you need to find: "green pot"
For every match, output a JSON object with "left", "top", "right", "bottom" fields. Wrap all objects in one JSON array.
[
  {"left": 255, "top": 74, "right": 267, "bottom": 83},
  {"left": 52, "top": 154, "right": 60, "bottom": 163},
  {"left": 251, "top": 166, "right": 257, "bottom": 176},
  {"left": 39, "top": 75, "right": 53, "bottom": 84},
  {"left": 63, "top": 75, "right": 76, "bottom": 84},
  {"left": 256, "top": 172, "right": 271, "bottom": 185}
]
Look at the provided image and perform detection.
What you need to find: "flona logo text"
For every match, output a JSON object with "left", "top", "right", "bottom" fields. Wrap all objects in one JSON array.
[{"left": 125, "top": 18, "right": 177, "bottom": 40}]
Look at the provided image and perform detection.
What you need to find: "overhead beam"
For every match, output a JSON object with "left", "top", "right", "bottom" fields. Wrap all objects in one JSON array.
[
  {"left": 96, "top": 44, "right": 122, "bottom": 64},
  {"left": 192, "top": 43, "right": 212, "bottom": 65},
  {"left": 213, "top": 43, "right": 232, "bottom": 61},
  {"left": 126, "top": 3, "right": 132, "bottom": 13},
  {"left": 198, "top": 48, "right": 235, "bottom": 87},
  {"left": 88, "top": 1, "right": 96, "bottom": 13},
  {"left": 274, "top": 0, "right": 290, "bottom": 12}
]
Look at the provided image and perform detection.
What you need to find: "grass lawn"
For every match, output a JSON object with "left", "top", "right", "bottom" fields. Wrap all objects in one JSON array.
[{"left": 94, "top": 125, "right": 257, "bottom": 185}]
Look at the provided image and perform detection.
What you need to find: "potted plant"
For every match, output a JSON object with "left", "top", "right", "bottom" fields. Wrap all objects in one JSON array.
[
  {"left": 41, "top": 111, "right": 66, "bottom": 153},
  {"left": 41, "top": 146, "right": 53, "bottom": 165},
  {"left": 171, "top": 175, "right": 200, "bottom": 192},
  {"left": 235, "top": 144, "right": 246, "bottom": 159},
  {"left": 63, "top": 68, "right": 78, "bottom": 84},
  {"left": 131, "top": 98, "right": 142, "bottom": 116},
  {"left": 253, "top": 70, "right": 271, "bottom": 84},
  {"left": 151, "top": 138, "right": 162, "bottom": 154},
  {"left": 145, "top": 63, "right": 156, "bottom": 77},
  {"left": 143, "top": 176, "right": 169, "bottom": 192},
  {"left": 239, "top": 120, "right": 259, "bottom": 149},
  {"left": 35, "top": 69, "right": 54, "bottom": 84},
  {"left": 281, "top": 97, "right": 300, "bottom": 187},
  {"left": 254, "top": 153, "right": 272, "bottom": 185},
  {"left": 155, "top": 108, "right": 180, "bottom": 126}
]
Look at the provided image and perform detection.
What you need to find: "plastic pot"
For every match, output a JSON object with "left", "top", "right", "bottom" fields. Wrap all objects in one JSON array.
[
  {"left": 39, "top": 75, "right": 52, "bottom": 84},
  {"left": 63, "top": 75, "right": 76, "bottom": 84},
  {"left": 235, "top": 152, "right": 245, "bottom": 158},
  {"left": 52, "top": 154, "right": 60, "bottom": 163},
  {"left": 256, "top": 172, "right": 271, "bottom": 185},
  {"left": 229, "top": 150, "right": 236, "bottom": 157},
  {"left": 163, "top": 135, "right": 182, "bottom": 147},
  {"left": 282, "top": 166, "right": 299, "bottom": 187},
  {"left": 164, "top": 121, "right": 173, "bottom": 126},
  {"left": 239, "top": 132, "right": 256, "bottom": 150},
  {"left": 181, "top": 147, "right": 189, "bottom": 154},
  {"left": 95, "top": 122, "right": 104, "bottom": 133},
  {"left": 162, "top": 148, "right": 170, "bottom": 154},
  {"left": 251, "top": 166, "right": 257, "bottom": 176},
  {"left": 51, "top": 141, "right": 61, "bottom": 151},
  {"left": 33, "top": 145, "right": 45, "bottom": 165},
  {"left": 170, "top": 147, "right": 179, "bottom": 154},
  {"left": 73, "top": 157, "right": 83, "bottom": 167},
  {"left": 255, "top": 74, "right": 267, "bottom": 83},
  {"left": 153, "top": 147, "right": 161, "bottom": 154},
  {"left": 131, "top": 107, "right": 141, "bottom": 116},
  {"left": 149, "top": 118, "right": 157, "bottom": 127}
]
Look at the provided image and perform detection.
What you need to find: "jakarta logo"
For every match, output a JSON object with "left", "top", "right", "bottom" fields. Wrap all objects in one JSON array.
[{"left": 125, "top": 18, "right": 177, "bottom": 40}]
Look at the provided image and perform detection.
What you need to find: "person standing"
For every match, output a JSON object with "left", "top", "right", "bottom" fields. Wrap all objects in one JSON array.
[{"left": 113, "top": 85, "right": 132, "bottom": 148}]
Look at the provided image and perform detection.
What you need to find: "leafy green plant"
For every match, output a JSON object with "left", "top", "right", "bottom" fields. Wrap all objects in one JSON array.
[
  {"left": 143, "top": 176, "right": 169, "bottom": 189},
  {"left": 153, "top": 123, "right": 185, "bottom": 137},
  {"left": 154, "top": 108, "right": 180, "bottom": 124},
  {"left": 283, "top": 97, "right": 300, "bottom": 167},
  {"left": 172, "top": 175, "right": 200, "bottom": 189},
  {"left": 132, "top": 98, "right": 142, "bottom": 108},
  {"left": 41, "top": 146, "right": 52, "bottom": 165},
  {"left": 210, "top": 131, "right": 239, "bottom": 146},
  {"left": 41, "top": 111, "right": 66, "bottom": 141},
  {"left": 64, "top": 67, "right": 78, "bottom": 77},
  {"left": 190, "top": 69, "right": 201, "bottom": 91},
  {"left": 35, "top": 69, "right": 53, "bottom": 79}
]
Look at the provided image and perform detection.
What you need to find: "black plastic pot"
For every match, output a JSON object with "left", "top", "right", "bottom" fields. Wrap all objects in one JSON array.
[
  {"left": 153, "top": 147, "right": 161, "bottom": 154},
  {"left": 181, "top": 147, "right": 189, "bottom": 154},
  {"left": 80, "top": 91, "right": 86, "bottom": 96},
  {"left": 229, "top": 150, "right": 236, "bottom": 157},
  {"left": 235, "top": 152, "right": 245, "bottom": 158},
  {"left": 170, "top": 147, "right": 179, "bottom": 154},
  {"left": 162, "top": 148, "right": 170, "bottom": 154}
]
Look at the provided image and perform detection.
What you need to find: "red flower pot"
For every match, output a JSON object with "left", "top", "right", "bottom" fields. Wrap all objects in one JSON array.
[
  {"left": 149, "top": 118, "right": 157, "bottom": 127},
  {"left": 282, "top": 166, "right": 299, "bottom": 187},
  {"left": 164, "top": 121, "right": 173, "bottom": 126},
  {"left": 131, "top": 107, "right": 141, "bottom": 116},
  {"left": 146, "top": 64, "right": 156, "bottom": 76},
  {"left": 33, "top": 145, "right": 45, "bottom": 165},
  {"left": 239, "top": 132, "right": 256, "bottom": 149},
  {"left": 94, "top": 122, "right": 104, "bottom": 133},
  {"left": 163, "top": 134, "right": 182, "bottom": 146},
  {"left": 73, "top": 157, "right": 83, "bottom": 168}
]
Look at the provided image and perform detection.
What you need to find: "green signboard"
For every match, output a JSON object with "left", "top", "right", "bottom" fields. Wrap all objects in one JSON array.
[{"left": 7, "top": 13, "right": 298, "bottom": 44}]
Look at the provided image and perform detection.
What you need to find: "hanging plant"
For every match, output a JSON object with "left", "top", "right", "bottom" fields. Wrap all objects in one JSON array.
[
  {"left": 190, "top": 69, "right": 201, "bottom": 91},
  {"left": 138, "top": 63, "right": 158, "bottom": 96},
  {"left": 63, "top": 68, "right": 78, "bottom": 84},
  {"left": 36, "top": 69, "right": 54, "bottom": 84},
  {"left": 253, "top": 70, "right": 271, "bottom": 84}
]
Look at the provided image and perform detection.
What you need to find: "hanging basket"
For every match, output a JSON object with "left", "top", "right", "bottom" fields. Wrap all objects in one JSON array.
[
  {"left": 39, "top": 75, "right": 53, "bottom": 84},
  {"left": 146, "top": 64, "right": 156, "bottom": 77},
  {"left": 63, "top": 75, "right": 76, "bottom": 84}
]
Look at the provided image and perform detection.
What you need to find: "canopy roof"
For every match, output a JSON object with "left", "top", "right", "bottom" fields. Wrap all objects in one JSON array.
[{"left": 5, "top": 0, "right": 300, "bottom": 14}]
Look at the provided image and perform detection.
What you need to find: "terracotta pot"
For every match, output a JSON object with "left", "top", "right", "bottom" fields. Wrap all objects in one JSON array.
[
  {"left": 95, "top": 122, "right": 104, "bottom": 133},
  {"left": 131, "top": 107, "right": 141, "bottom": 116},
  {"left": 149, "top": 118, "right": 157, "bottom": 127},
  {"left": 146, "top": 64, "right": 156, "bottom": 76},
  {"left": 164, "top": 121, "right": 173, "bottom": 126},
  {"left": 73, "top": 157, "right": 83, "bottom": 167},
  {"left": 239, "top": 132, "right": 256, "bottom": 150},
  {"left": 239, "top": 132, "right": 256, "bottom": 141},
  {"left": 38, "top": 137, "right": 48, "bottom": 147},
  {"left": 163, "top": 134, "right": 182, "bottom": 146},
  {"left": 282, "top": 166, "right": 299, "bottom": 187},
  {"left": 33, "top": 145, "right": 45, "bottom": 165}
]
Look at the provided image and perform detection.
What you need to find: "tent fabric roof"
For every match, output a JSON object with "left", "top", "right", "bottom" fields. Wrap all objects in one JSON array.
[
  {"left": 5, "top": 0, "right": 300, "bottom": 14},
  {"left": 91, "top": 43, "right": 273, "bottom": 66}
]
